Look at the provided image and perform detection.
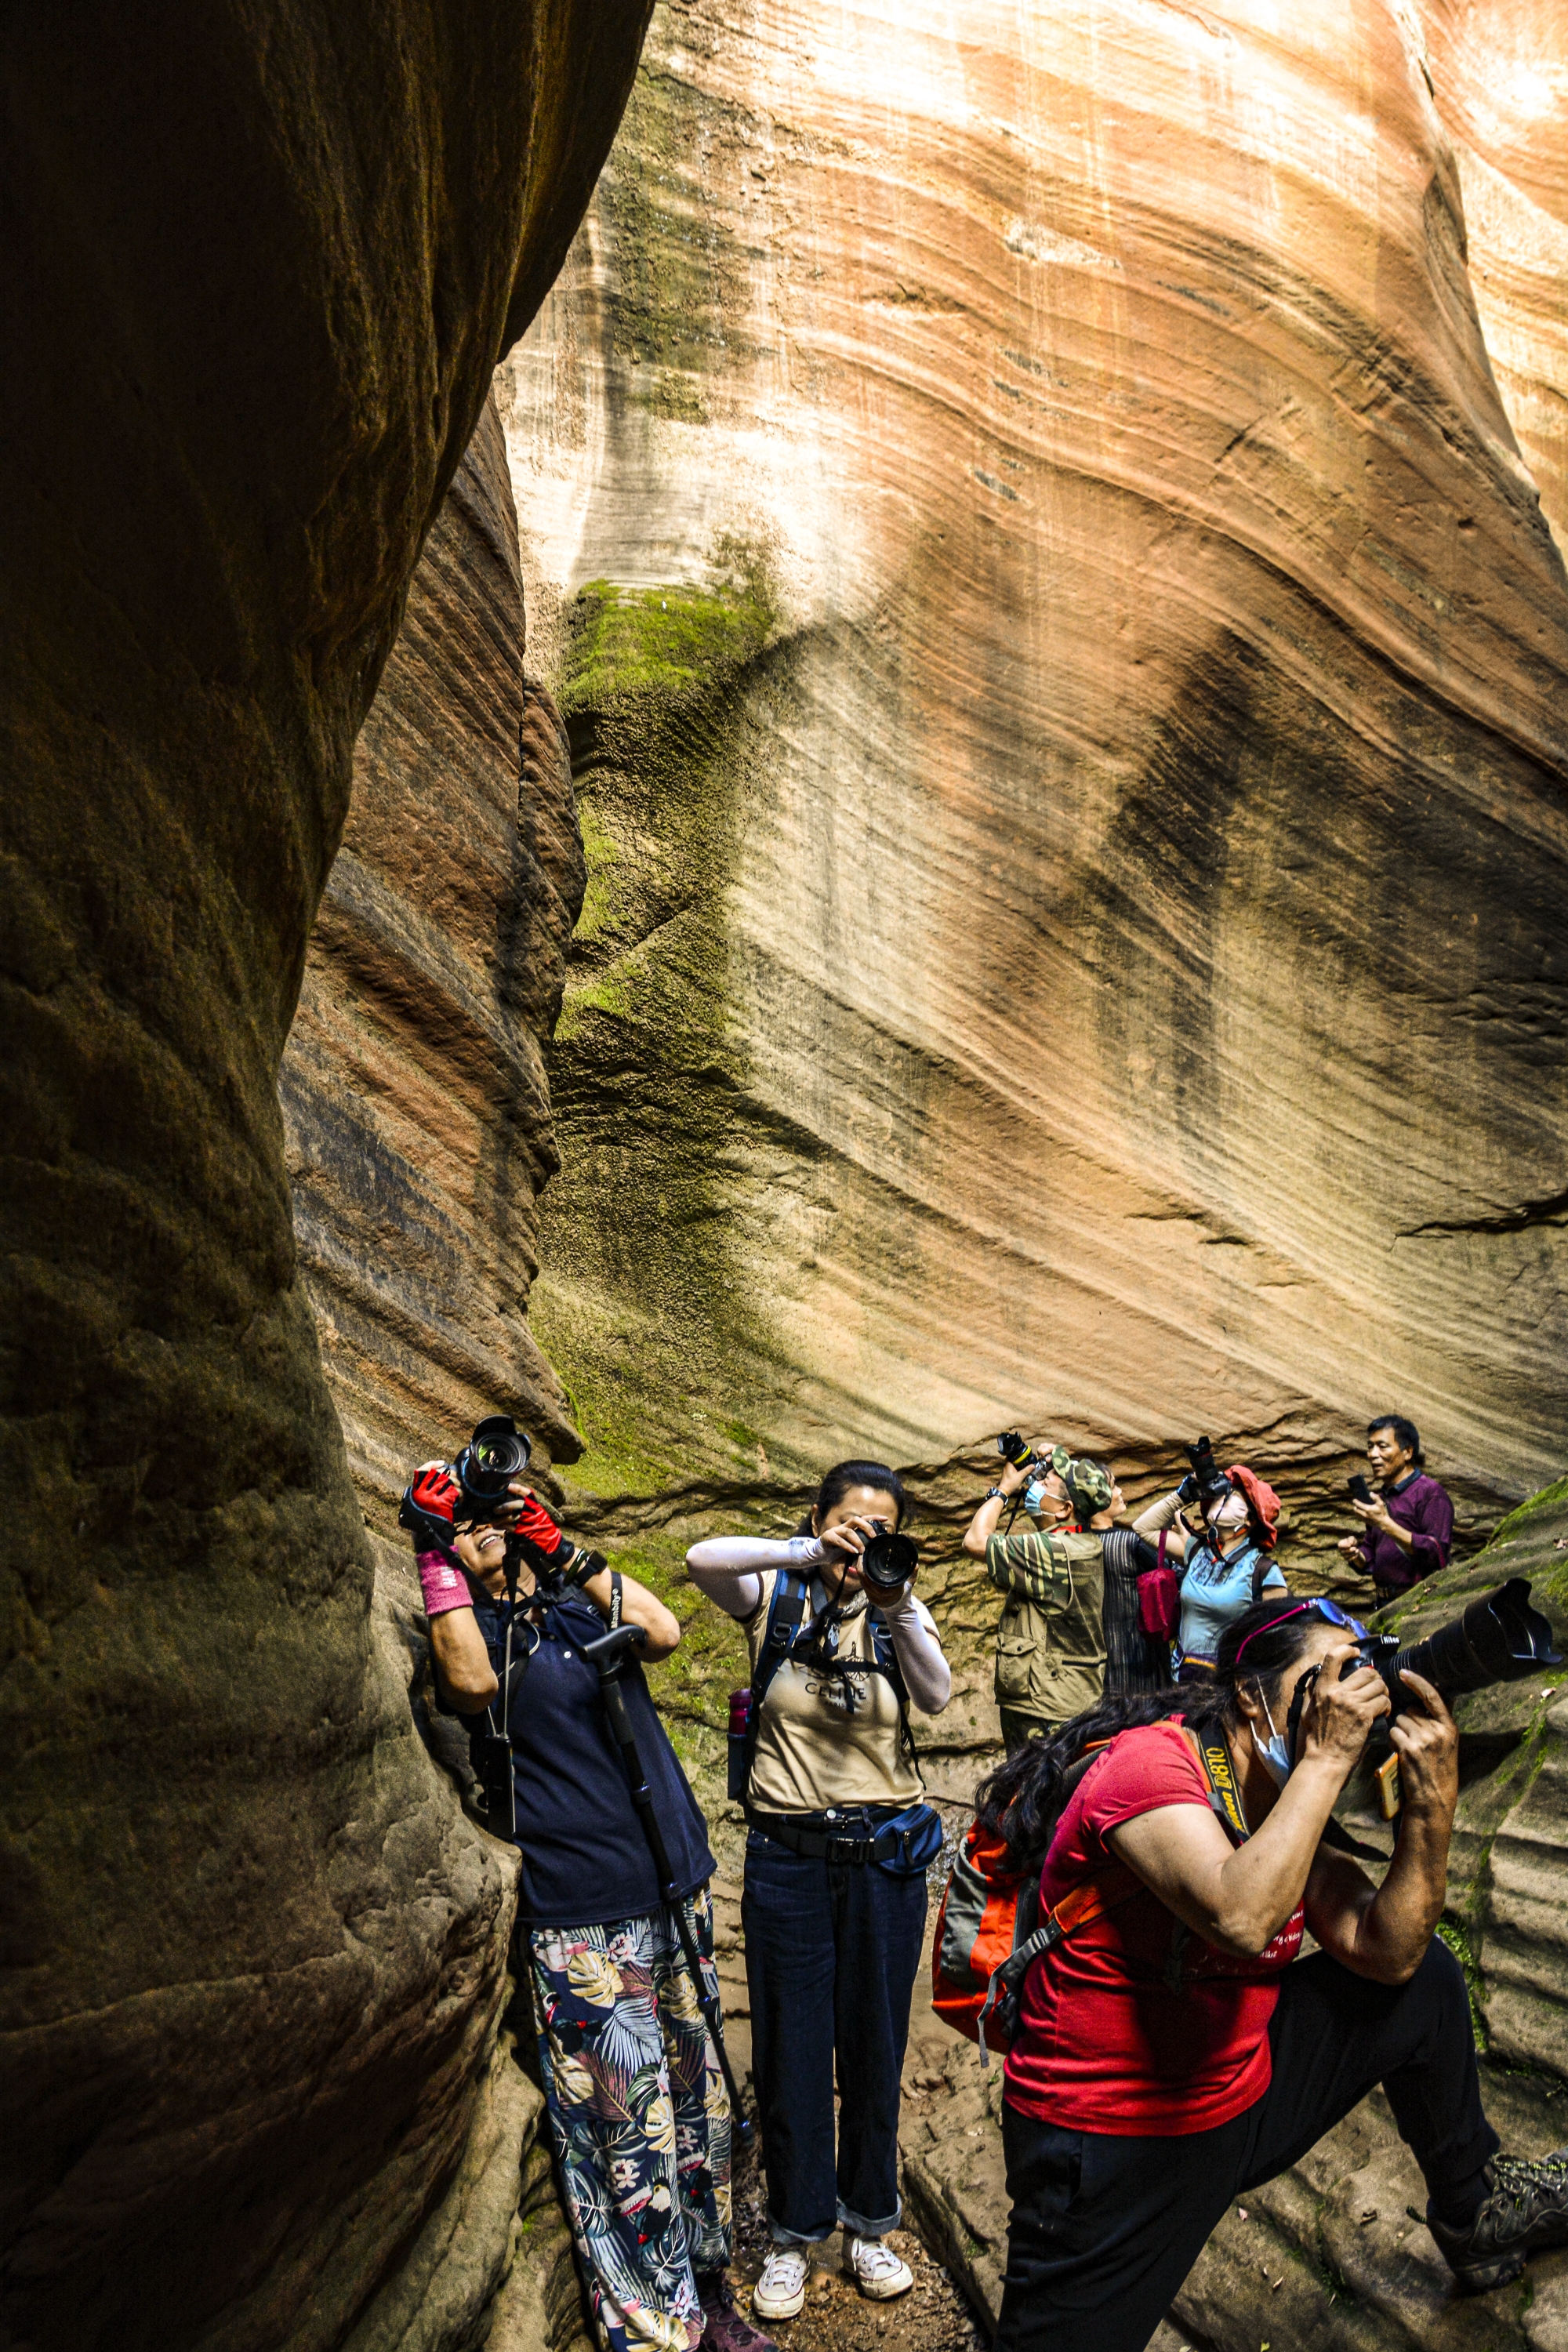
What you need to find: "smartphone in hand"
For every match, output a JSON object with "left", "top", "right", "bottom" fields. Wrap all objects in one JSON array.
[{"left": 1347, "top": 1474, "right": 1374, "bottom": 1505}]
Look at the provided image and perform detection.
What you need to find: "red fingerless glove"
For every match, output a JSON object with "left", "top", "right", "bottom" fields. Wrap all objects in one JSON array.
[
  {"left": 511, "top": 1490, "right": 568, "bottom": 1559},
  {"left": 408, "top": 1461, "right": 474, "bottom": 1617}
]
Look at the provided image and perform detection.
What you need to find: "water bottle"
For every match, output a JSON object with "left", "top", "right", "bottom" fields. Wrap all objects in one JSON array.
[{"left": 727, "top": 1687, "right": 752, "bottom": 1802}]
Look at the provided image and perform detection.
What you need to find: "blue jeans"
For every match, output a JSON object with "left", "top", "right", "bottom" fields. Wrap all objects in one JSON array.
[{"left": 742, "top": 1825, "right": 929, "bottom": 2243}]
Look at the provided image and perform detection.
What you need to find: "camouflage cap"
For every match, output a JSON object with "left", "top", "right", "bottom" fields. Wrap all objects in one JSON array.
[
  {"left": 1065, "top": 1457, "right": 1114, "bottom": 1518},
  {"left": 1033, "top": 1443, "right": 1073, "bottom": 1481}
]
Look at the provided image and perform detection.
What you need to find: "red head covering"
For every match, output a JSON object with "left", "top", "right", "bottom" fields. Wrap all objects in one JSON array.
[{"left": 1226, "top": 1462, "right": 1281, "bottom": 1549}]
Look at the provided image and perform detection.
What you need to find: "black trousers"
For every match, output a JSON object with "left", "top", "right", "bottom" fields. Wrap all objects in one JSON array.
[
  {"left": 742, "top": 1827, "right": 928, "bottom": 2240},
  {"left": 996, "top": 1940, "right": 1497, "bottom": 2352}
]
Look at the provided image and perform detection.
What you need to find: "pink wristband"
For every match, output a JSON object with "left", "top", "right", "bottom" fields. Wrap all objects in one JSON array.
[{"left": 417, "top": 1548, "right": 474, "bottom": 1617}]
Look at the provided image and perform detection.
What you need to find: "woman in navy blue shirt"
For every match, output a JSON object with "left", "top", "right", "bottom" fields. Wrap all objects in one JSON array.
[{"left": 418, "top": 1472, "right": 771, "bottom": 2352}]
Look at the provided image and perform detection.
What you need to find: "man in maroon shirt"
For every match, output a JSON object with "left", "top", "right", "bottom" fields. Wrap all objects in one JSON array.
[{"left": 1338, "top": 1414, "right": 1454, "bottom": 1605}]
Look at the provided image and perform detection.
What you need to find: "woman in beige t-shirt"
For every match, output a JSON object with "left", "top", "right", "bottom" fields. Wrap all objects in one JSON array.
[{"left": 687, "top": 1461, "right": 952, "bottom": 2322}]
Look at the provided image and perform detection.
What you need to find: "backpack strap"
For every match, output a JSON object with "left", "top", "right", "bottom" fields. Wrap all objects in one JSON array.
[
  {"left": 869, "top": 1610, "right": 919, "bottom": 1769},
  {"left": 976, "top": 1860, "right": 1142, "bottom": 2063},
  {"left": 1250, "top": 1548, "right": 1270, "bottom": 1607},
  {"left": 739, "top": 1566, "right": 815, "bottom": 1802}
]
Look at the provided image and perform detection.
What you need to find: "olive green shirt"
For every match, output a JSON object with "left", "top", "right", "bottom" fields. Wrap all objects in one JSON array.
[{"left": 986, "top": 1527, "right": 1106, "bottom": 1723}]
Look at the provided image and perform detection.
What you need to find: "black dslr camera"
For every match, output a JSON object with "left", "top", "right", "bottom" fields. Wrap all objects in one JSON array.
[
  {"left": 1303, "top": 1579, "right": 1563, "bottom": 1820},
  {"left": 448, "top": 1415, "right": 532, "bottom": 1519},
  {"left": 1356, "top": 1579, "right": 1559, "bottom": 1719},
  {"left": 996, "top": 1431, "right": 1036, "bottom": 1472},
  {"left": 1177, "top": 1436, "right": 1232, "bottom": 1510},
  {"left": 858, "top": 1521, "right": 920, "bottom": 1599}
]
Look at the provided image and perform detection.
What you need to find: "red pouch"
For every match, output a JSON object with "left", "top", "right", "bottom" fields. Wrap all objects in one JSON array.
[{"left": 1138, "top": 1529, "right": 1180, "bottom": 1642}]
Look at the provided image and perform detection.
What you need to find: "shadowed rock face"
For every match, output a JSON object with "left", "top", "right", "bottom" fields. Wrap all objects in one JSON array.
[
  {"left": 283, "top": 394, "right": 586, "bottom": 1521},
  {"left": 0, "top": 8, "right": 648, "bottom": 2349},
  {"left": 497, "top": 0, "right": 1568, "bottom": 1572}
]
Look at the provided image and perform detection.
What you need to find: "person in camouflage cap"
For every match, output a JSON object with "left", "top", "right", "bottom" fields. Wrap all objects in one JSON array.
[{"left": 960, "top": 1440, "right": 1109, "bottom": 1756}]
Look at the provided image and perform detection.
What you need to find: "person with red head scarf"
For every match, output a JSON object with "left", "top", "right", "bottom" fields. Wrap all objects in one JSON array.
[{"left": 1133, "top": 1460, "right": 1287, "bottom": 1683}]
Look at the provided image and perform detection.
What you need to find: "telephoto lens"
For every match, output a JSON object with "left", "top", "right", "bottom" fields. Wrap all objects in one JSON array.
[
  {"left": 859, "top": 1526, "right": 920, "bottom": 1598},
  {"left": 1382, "top": 1578, "right": 1560, "bottom": 1715},
  {"left": 996, "top": 1431, "right": 1036, "bottom": 1471},
  {"left": 451, "top": 1415, "right": 532, "bottom": 1512}
]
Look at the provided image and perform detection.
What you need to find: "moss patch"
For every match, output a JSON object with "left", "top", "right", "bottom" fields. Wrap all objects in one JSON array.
[
  {"left": 561, "top": 569, "right": 774, "bottom": 720},
  {"left": 532, "top": 543, "right": 812, "bottom": 1509}
]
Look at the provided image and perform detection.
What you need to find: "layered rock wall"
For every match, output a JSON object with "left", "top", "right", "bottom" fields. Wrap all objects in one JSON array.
[
  {"left": 282, "top": 394, "right": 586, "bottom": 1523},
  {"left": 498, "top": 0, "right": 1568, "bottom": 1571},
  {"left": 0, "top": 8, "right": 648, "bottom": 2349}
]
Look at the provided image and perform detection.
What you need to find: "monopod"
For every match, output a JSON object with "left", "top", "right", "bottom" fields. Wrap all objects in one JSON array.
[{"left": 584, "top": 1621, "right": 756, "bottom": 2150}]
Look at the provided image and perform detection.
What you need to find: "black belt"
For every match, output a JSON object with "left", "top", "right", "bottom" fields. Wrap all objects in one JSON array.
[{"left": 745, "top": 1805, "right": 901, "bottom": 1867}]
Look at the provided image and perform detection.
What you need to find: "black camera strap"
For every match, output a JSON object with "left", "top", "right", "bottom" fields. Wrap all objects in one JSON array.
[{"left": 742, "top": 1568, "right": 916, "bottom": 1806}]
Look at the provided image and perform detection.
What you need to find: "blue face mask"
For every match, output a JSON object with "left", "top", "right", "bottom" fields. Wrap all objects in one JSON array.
[
  {"left": 1024, "top": 1479, "right": 1049, "bottom": 1515},
  {"left": 1252, "top": 1693, "right": 1294, "bottom": 1788}
]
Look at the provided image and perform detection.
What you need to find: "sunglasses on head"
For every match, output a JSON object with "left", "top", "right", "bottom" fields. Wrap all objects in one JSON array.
[{"left": 1233, "top": 1596, "right": 1368, "bottom": 1666}]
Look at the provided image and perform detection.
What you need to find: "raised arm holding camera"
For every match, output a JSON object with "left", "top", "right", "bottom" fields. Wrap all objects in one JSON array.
[
  {"left": 962, "top": 1436, "right": 1109, "bottom": 1755},
  {"left": 984, "top": 1584, "right": 1568, "bottom": 2352},
  {"left": 407, "top": 1421, "right": 773, "bottom": 2352},
  {"left": 687, "top": 1463, "right": 951, "bottom": 2321},
  {"left": 1134, "top": 1439, "right": 1287, "bottom": 1682}
]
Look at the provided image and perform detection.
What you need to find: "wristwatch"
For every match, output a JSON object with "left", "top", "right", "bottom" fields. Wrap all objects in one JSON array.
[{"left": 985, "top": 1485, "right": 1004, "bottom": 1501}]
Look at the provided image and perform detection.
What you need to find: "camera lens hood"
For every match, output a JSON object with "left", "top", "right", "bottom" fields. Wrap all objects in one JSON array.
[{"left": 1396, "top": 1577, "right": 1559, "bottom": 1703}]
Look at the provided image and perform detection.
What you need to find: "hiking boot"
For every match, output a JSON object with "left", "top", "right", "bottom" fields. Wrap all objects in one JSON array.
[
  {"left": 1429, "top": 2150, "right": 1568, "bottom": 2292},
  {"left": 750, "top": 2247, "right": 810, "bottom": 2321},
  {"left": 844, "top": 2234, "right": 913, "bottom": 2300},
  {"left": 696, "top": 2269, "right": 779, "bottom": 2352}
]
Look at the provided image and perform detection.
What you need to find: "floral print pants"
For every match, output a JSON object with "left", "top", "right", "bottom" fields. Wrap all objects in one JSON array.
[{"left": 529, "top": 1891, "right": 731, "bottom": 2352}]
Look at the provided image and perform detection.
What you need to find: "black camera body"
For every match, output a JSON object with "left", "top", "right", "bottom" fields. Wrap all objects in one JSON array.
[{"left": 1178, "top": 1436, "right": 1232, "bottom": 1510}]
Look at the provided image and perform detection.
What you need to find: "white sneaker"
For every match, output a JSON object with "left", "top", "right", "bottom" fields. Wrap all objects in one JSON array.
[
  {"left": 845, "top": 2235, "right": 913, "bottom": 2300},
  {"left": 751, "top": 2247, "right": 810, "bottom": 2321}
]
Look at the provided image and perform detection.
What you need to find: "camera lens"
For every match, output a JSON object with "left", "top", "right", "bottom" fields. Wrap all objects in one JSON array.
[
  {"left": 455, "top": 1415, "right": 532, "bottom": 1506},
  {"left": 860, "top": 1529, "right": 918, "bottom": 1592}
]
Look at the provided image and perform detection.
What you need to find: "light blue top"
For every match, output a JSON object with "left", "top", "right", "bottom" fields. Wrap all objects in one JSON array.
[{"left": 1175, "top": 1539, "right": 1287, "bottom": 1668}]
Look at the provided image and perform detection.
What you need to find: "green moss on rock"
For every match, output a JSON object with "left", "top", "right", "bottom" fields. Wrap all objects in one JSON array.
[
  {"left": 561, "top": 572, "right": 774, "bottom": 715},
  {"left": 532, "top": 543, "right": 808, "bottom": 1509}
]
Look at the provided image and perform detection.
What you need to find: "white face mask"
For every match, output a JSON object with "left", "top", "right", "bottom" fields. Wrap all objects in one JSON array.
[
  {"left": 1207, "top": 1491, "right": 1249, "bottom": 1534},
  {"left": 1251, "top": 1693, "right": 1294, "bottom": 1787}
]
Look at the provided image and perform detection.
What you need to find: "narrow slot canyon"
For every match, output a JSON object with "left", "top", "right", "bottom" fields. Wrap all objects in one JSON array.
[{"left": 3, "top": 5, "right": 1566, "bottom": 2350}]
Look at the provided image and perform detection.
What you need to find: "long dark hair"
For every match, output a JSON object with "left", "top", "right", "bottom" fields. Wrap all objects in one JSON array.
[
  {"left": 976, "top": 1596, "right": 1326, "bottom": 1876},
  {"left": 793, "top": 1458, "right": 908, "bottom": 1537}
]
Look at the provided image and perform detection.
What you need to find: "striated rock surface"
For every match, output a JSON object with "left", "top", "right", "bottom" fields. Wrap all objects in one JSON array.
[
  {"left": 1422, "top": 2, "right": 1568, "bottom": 551},
  {"left": 902, "top": 1486, "right": 1568, "bottom": 2350},
  {"left": 282, "top": 393, "right": 586, "bottom": 1523},
  {"left": 498, "top": 0, "right": 1568, "bottom": 1581},
  {"left": 0, "top": 8, "right": 648, "bottom": 2350}
]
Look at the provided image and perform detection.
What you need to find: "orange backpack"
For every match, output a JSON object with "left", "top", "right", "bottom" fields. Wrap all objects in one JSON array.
[
  {"left": 931, "top": 1730, "right": 1253, "bottom": 2061},
  {"left": 930, "top": 1817, "right": 1033, "bottom": 2049}
]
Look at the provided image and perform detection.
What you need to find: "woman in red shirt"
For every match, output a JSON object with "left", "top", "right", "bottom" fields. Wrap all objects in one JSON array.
[{"left": 982, "top": 1597, "right": 1568, "bottom": 2352}]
